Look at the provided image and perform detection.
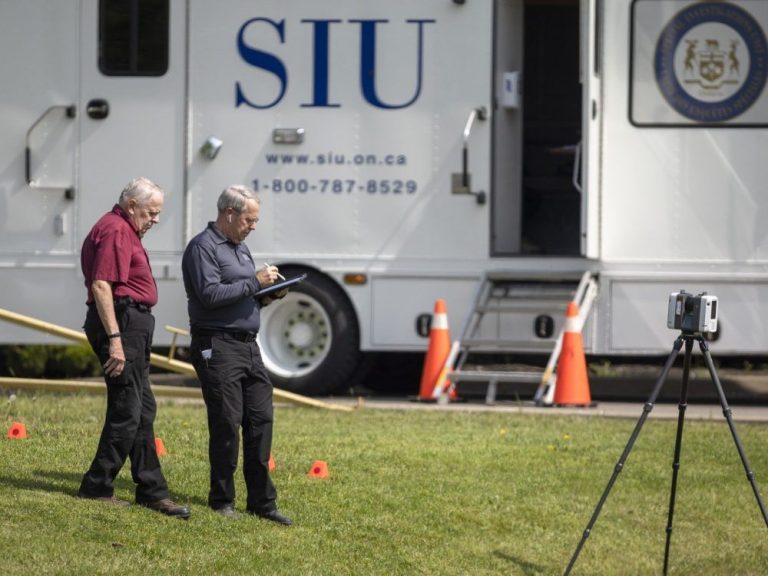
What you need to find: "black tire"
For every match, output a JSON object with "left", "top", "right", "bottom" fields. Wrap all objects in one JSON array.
[{"left": 258, "top": 267, "right": 361, "bottom": 396}]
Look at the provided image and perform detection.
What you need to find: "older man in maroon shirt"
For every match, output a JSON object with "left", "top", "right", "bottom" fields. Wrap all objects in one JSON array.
[{"left": 77, "top": 177, "right": 189, "bottom": 519}]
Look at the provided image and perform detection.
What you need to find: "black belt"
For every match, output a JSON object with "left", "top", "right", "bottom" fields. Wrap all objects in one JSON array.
[
  {"left": 195, "top": 329, "right": 256, "bottom": 343},
  {"left": 113, "top": 296, "right": 152, "bottom": 313}
]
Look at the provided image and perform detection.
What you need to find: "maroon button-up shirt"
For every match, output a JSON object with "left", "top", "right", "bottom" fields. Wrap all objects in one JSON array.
[{"left": 81, "top": 205, "right": 158, "bottom": 306}]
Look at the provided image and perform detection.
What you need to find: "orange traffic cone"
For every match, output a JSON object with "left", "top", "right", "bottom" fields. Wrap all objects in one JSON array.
[
  {"left": 269, "top": 452, "right": 276, "bottom": 472},
  {"left": 155, "top": 437, "right": 167, "bottom": 456},
  {"left": 308, "top": 460, "right": 329, "bottom": 479},
  {"left": 554, "top": 302, "right": 593, "bottom": 407},
  {"left": 6, "top": 422, "right": 27, "bottom": 439},
  {"left": 417, "top": 299, "right": 452, "bottom": 401}
]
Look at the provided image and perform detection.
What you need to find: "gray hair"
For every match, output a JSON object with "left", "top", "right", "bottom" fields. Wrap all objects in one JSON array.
[
  {"left": 119, "top": 177, "right": 164, "bottom": 206},
  {"left": 217, "top": 185, "right": 260, "bottom": 214}
]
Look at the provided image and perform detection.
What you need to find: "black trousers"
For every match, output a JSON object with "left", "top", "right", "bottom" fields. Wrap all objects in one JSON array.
[
  {"left": 191, "top": 332, "right": 277, "bottom": 512},
  {"left": 79, "top": 305, "right": 169, "bottom": 503}
]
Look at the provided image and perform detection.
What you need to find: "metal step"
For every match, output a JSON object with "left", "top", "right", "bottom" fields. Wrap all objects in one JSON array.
[
  {"left": 475, "top": 302, "right": 570, "bottom": 314},
  {"left": 486, "top": 288, "right": 577, "bottom": 300},
  {"left": 450, "top": 369, "right": 544, "bottom": 405},
  {"left": 460, "top": 338, "right": 555, "bottom": 351},
  {"left": 458, "top": 277, "right": 580, "bottom": 354},
  {"left": 450, "top": 370, "right": 542, "bottom": 383},
  {"left": 447, "top": 270, "right": 599, "bottom": 405},
  {"left": 484, "top": 269, "right": 587, "bottom": 282}
]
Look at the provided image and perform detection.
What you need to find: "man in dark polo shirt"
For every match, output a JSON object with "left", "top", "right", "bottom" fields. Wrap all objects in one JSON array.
[
  {"left": 181, "top": 184, "right": 291, "bottom": 524},
  {"left": 77, "top": 177, "right": 190, "bottom": 519}
]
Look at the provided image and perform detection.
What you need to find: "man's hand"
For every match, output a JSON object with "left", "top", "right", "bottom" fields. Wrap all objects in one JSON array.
[
  {"left": 260, "top": 288, "right": 289, "bottom": 307},
  {"left": 273, "top": 287, "right": 288, "bottom": 299},
  {"left": 104, "top": 338, "right": 126, "bottom": 377},
  {"left": 256, "top": 265, "right": 279, "bottom": 286},
  {"left": 91, "top": 279, "right": 125, "bottom": 377}
]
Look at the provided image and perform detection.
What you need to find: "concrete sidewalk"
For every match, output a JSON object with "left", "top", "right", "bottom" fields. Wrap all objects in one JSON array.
[
  {"left": 149, "top": 371, "right": 768, "bottom": 422},
  {"left": 317, "top": 396, "right": 768, "bottom": 423}
]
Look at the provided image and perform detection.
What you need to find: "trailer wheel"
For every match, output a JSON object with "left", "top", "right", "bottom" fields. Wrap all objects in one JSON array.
[{"left": 258, "top": 268, "right": 360, "bottom": 396}]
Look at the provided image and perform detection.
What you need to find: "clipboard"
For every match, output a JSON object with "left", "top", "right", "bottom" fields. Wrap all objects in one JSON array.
[{"left": 254, "top": 273, "right": 307, "bottom": 297}]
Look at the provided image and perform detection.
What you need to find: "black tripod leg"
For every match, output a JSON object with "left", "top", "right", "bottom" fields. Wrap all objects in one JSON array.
[
  {"left": 563, "top": 336, "right": 685, "bottom": 576},
  {"left": 699, "top": 339, "right": 768, "bottom": 528},
  {"left": 662, "top": 337, "right": 693, "bottom": 576}
]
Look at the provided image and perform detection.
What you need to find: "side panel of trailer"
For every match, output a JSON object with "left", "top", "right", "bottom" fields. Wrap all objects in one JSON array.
[
  {"left": 4, "top": 0, "right": 768, "bottom": 394},
  {"left": 0, "top": 0, "right": 190, "bottom": 344},
  {"left": 596, "top": 0, "right": 768, "bottom": 354},
  {"left": 186, "top": 0, "right": 492, "bottom": 261},
  {"left": 183, "top": 0, "right": 501, "bottom": 390}
]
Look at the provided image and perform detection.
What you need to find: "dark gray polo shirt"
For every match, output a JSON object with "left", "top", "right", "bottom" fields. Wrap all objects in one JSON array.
[{"left": 181, "top": 222, "right": 262, "bottom": 333}]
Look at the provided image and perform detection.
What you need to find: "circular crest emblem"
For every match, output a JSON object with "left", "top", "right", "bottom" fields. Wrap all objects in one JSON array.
[{"left": 655, "top": 2, "right": 768, "bottom": 122}]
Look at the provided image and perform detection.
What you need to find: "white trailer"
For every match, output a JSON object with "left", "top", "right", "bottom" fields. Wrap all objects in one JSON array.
[{"left": 2, "top": 0, "right": 768, "bottom": 394}]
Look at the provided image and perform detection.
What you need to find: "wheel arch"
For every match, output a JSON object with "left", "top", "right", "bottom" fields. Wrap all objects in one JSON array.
[{"left": 259, "top": 262, "right": 365, "bottom": 395}]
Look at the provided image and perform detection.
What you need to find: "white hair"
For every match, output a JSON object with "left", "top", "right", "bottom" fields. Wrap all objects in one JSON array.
[
  {"left": 217, "top": 185, "right": 260, "bottom": 214},
  {"left": 119, "top": 177, "right": 164, "bottom": 206}
]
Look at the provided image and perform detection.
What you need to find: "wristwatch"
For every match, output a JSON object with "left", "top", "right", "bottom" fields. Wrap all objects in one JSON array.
[{"left": 107, "top": 332, "right": 121, "bottom": 339}]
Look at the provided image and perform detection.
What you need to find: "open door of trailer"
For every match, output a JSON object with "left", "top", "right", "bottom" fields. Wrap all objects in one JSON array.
[{"left": 492, "top": 0, "right": 599, "bottom": 257}]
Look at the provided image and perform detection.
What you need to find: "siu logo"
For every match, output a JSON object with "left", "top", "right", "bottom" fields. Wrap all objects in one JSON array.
[
  {"left": 235, "top": 18, "right": 435, "bottom": 110},
  {"left": 655, "top": 2, "right": 767, "bottom": 122}
]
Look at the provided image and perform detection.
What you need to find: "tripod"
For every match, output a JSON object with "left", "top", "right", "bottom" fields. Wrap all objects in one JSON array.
[{"left": 564, "top": 333, "right": 768, "bottom": 575}]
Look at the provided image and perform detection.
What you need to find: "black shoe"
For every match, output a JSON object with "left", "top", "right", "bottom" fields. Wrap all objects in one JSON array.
[
  {"left": 140, "top": 498, "right": 191, "bottom": 519},
  {"left": 76, "top": 491, "right": 131, "bottom": 507},
  {"left": 213, "top": 504, "right": 238, "bottom": 519},
  {"left": 248, "top": 508, "right": 292, "bottom": 526}
]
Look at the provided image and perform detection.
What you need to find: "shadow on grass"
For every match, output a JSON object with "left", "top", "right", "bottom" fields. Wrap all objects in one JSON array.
[
  {"left": 0, "top": 469, "right": 207, "bottom": 507},
  {"left": 0, "top": 469, "right": 85, "bottom": 498},
  {"left": 34, "top": 469, "right": 208, "bottom": 506},
  {"left": 493, "top": 551, "right": 546, "bottom": 575},
  {"left": 0, "top": 468, "right": 132, "bottom": 497}
]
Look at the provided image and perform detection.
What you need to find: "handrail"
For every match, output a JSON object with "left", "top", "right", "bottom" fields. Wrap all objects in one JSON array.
[
  {"left": 572, "top": 141, "right": 582, "bottom": 194},
  {"left": 165, "top": 324, "right": 190, "bottom": 361},
  {"left": 0, "top": 307, "right": 354, "bottom": 412},
  {"left": 462, "top": 108, "right": 482, "bottom": 186},
  {"left": 457, "top": 106, "right": 488, "bottom": 204},
  {"left": 25, "top": 104, "right": 76, "bottom": 198},
  {"left": 534, "top": 271, "right": 599, "bottom": 405}
]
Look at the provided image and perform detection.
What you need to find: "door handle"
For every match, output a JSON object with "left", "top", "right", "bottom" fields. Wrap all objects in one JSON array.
[
  {"left": 86, "top": 99, "right": 109, "bottom": 120},
  {"left": 25, "top": 104, "right": 76, "bottom": 199},
  {"left": 451, "top": 106, "right": 488, "bottom": 205},
  {"left": 571, "top": 141, "right": 582, "bottom": 194}
]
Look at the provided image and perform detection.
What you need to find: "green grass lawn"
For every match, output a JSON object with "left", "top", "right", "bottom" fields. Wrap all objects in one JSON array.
[{"left": 2, "top": 392, "right": 768, "bottom": 575}]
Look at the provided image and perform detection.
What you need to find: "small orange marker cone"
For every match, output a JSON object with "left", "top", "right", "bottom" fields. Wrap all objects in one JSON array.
[
  {"left": 307, "top": 460, "right": 329, "bottom": 479},
  {"left": 554, "top": 302, "right": 593, "bottom": 407},
  {"left": 269, "top": 452, "right": 276, "bottom": 472},
  {"left": 418, "top": 299, "right": 452, "bottom": 401},
  {"left": 6, "top": 422, "right": 27, "bottom": 439},
  {"left": 155, "top": 437, "right": 167, "bottom": 457}
]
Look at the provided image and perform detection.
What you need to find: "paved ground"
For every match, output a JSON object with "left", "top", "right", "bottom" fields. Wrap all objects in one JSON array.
[
  {"left": 152, "top": 364, "right": 768, "bottom": 423},
  {"left": 322, "top": 362, "right": 768, "bottom": 422},
  {"left": 318, "top": 395, "right": 768, "bottom": 423}
]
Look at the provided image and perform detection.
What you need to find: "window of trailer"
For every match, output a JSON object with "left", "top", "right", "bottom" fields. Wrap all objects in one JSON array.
[{"left": 99, "top": 0, "right": 169, "bottom": 76}]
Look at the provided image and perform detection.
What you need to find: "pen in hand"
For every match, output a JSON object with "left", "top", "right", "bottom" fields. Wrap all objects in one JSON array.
[{"left": 264, "top": 262, "right": 286, "bottom": 281}]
